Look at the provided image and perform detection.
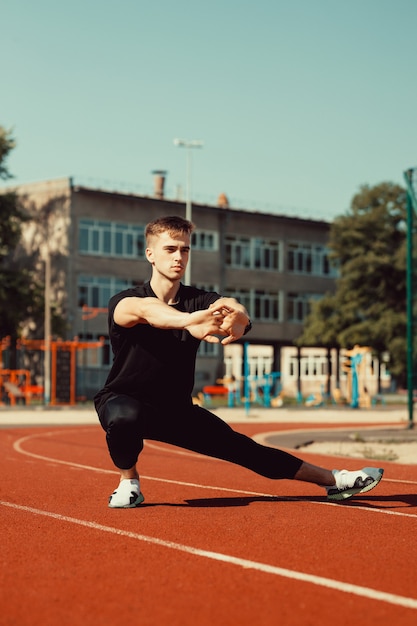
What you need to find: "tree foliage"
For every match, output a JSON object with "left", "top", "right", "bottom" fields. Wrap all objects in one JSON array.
[
  {"left": 0, "top": 127, "right": 15, "bottom": 181},
  {"left": 297, "top": 182, "right": 407, "bottom": 384},
  {"left": 0, "top": 127, "right": 44, "bottom": 342}
]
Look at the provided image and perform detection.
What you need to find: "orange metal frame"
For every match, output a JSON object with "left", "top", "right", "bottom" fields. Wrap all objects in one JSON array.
[
  {"left": 0, "top": 369, "right": 32, "bottom": 405},
  {"left": 17, "top": 338, "right": 104, "bottom": 405}
]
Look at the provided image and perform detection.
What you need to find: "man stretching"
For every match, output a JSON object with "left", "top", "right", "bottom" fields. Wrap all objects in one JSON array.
[{"left": 94, "top": 215, "right": 383, "bottom": 508}]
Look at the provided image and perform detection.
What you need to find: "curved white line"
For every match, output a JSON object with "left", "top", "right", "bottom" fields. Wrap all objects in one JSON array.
[
  {"left": 12, "top": 430, "right": 417, "bottom": 518},
  {"left": 1, "top": 500, "right": 417, "bottom": 611}
]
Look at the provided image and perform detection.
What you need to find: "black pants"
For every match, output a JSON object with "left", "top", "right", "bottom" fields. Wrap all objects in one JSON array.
[{"left": 97, "top": 394, "right": 303, "bottom": 480}]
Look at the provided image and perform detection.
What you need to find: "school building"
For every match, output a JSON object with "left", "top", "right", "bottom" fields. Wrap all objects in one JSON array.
[{"left": 5, "top": 175, "right": 388, "bottom": 404}]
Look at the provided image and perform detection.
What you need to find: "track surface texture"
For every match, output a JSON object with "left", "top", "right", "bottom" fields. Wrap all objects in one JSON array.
[{"left": 1, "top": 416, "right": 417, "bottom": 626}]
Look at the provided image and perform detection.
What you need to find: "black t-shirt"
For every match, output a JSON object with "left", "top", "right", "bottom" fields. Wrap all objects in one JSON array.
[{"left": 94, "top": 282, "right": 221, "bottom": 411}]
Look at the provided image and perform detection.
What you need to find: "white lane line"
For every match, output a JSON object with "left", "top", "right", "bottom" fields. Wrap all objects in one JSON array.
[
  {"left": 1, "top": 500, "right": 417, "bottom": 611},
  {"left": 12, "top": 431, "right": 417, "bottom": 518}
]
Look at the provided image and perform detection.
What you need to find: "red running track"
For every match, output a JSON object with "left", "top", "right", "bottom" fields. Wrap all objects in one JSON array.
[{"left": 1, "top": 421, "right": 417, "bottom": 626}]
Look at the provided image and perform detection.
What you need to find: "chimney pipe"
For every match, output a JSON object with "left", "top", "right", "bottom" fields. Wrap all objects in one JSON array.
[
  {"left": 152, "top": 170, "right": 167, "bottom": 199},
  {"left": 217, "top": 192, "right": 229, "bottom": 208}
]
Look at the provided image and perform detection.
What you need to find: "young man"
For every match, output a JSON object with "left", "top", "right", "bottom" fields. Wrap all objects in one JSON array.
[{"left": 94, "top": 215, "right": 383, "bottom": 508}]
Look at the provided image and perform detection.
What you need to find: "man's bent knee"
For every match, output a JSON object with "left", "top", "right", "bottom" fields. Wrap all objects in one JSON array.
[
  {"left": 100, "top": 394, "right": 141, "bottom": 430},
  {"left": 100, "top": 395, "right": 144, "bottom": 469}
]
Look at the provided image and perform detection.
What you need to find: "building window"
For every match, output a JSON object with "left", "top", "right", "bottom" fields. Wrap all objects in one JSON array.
[
  {"left": 287, "top": 353, "right": 328, "bottom": 378},
  {"left": 225, "top": 236, "right": 281, "bottom": 271},
  {"left": 224, "top": 288, "right": 252, "bottom": 317},
  {"left": 253, "top": 238, "right": 280, "bottom": 270},
  {"left": 288, "top": 243, "right": 335, "bottom": 276},
  {"left": 254, "top": 290, "right": 282, "bottom": 321},
  {"left": 224, "top": 288, "right": 282, "bottom": 322},
  {"left": 78, "top": 275, "right": 136, "bottom": 308},
  {"left": 287, "top": 292, "right": 321, "bottom": 322},
  {"left": 79, "top": 219, "right": 145, "bottom": 258},
  {"left": 226, "top": 235, "right": 251, "bottom": 268},
  {"left": 192, "top": 230, "right": 218, "bottom": 251}
]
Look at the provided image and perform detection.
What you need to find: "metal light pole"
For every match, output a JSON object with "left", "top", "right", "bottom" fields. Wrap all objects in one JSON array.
[
  {"left": 404, "top": 167, "right": 417, "bottom": 429},
  {"left": 174, "top": 138, "right": 203, "bottom": 285},
  {"left": 42, "top": 208, "right": 62, "bottom": 406},
  {"left": 43, "top": 241, "right": 51, "bottom": 405}
]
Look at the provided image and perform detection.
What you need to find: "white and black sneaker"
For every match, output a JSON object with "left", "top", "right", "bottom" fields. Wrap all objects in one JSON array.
[
  {"left": 326, "top": 467, "right": 384, "bottom": 501},
  {"left": 108, "top": 478, "right": 145, "bottom": 508}
]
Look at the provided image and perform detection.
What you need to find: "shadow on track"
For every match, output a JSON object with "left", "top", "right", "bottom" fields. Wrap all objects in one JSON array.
[{"left": 136, "top": 493, "right": 417, "bottom": 509}]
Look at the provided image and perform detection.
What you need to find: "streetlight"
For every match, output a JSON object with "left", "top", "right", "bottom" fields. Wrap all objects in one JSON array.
[
  {"left": 404, "top": 166, "right": 417, "bottom": 429},
  {"left": 40, "top": 209, "right": 53, "bottom": 406},
  {"left": 44, "top": 245, "right": 51, "bottom": 405},
  {"left": 41, "top": 208, "right": 62, "bottom": 406},
  {"left": 174, "top": 138, "right": 203, "bottom": 285}
]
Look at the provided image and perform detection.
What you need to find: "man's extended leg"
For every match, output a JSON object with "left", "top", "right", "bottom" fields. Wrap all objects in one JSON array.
[{"left": 152, "top": 405, "right": 383, "bottom": 502}]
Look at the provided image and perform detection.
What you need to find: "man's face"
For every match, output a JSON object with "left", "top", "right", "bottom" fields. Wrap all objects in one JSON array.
[{"left": 146, "top": 230, "right": 191, "bottom": 281}]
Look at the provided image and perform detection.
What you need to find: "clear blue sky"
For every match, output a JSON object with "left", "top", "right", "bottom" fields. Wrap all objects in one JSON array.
[{"left": 2, "top": 0, "right": 417, "bottom": 220}]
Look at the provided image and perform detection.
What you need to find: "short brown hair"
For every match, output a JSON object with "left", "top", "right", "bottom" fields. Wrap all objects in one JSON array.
[{"left": 145, "top": 215, "right": 195, "bottom": 243}]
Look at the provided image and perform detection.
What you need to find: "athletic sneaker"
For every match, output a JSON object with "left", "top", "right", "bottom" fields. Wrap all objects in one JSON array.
[
  {"left": 108, "top": 478, "right": 145, "bottom": 508},
  {"left": 326, "top": 467, "right": 384, "bottom": 501}
]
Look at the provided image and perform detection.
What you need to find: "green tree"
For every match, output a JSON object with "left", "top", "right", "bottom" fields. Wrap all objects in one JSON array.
[
  {"left": 0, "top": 127, "right": 44, "bottom": 349},
  {"left": 298, "top": 181, "right": 407, "bottom": 386}
]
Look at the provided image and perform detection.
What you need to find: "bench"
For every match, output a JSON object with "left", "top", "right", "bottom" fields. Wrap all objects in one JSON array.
[{"left": 202, "top": 386, "right": 228, "bottom": 396}]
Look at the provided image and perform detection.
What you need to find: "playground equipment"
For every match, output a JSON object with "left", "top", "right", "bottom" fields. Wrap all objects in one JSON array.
[
  {"left": 202, "top": 381, "right": 233, "bottom": 407},
  {"left": 19, "top": 338, "right": 104, "bottom": 405},
  {"left": 342, "top": 345, "right": 372, "bottom": 408},
  {"left": 304, "top": 385, "right": 325, "bottom": 408},
  {"left": 0, "top": 336, "right": 104, "bottom": 406},
  {"left": 0, "top": 369, "right": 44, "bottom": 405},
  {"left": 201, "top": 372, "right": 281, "bottom": 410},
  {"left": 246, "top": 372, "right": 281, "bottom": 407}
]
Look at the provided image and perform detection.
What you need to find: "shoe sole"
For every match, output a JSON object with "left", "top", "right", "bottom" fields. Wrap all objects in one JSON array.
[
  {"left": 108, "top": 492, "right": 145, "bottom": 509},
  {"left": 327, "top": 468, "right": 384, "bottom": 502}
]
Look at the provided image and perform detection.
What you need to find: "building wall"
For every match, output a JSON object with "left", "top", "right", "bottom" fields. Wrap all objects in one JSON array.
[{"left": 12, "top": 178, "right": 338, "bottom": 400}]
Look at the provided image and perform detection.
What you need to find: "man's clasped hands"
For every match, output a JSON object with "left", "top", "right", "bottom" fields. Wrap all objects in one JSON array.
[{"left": 184, "top": 299, "right": 249, "bottom": 346}]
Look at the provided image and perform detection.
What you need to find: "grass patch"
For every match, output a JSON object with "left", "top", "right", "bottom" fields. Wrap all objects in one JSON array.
[{"left": 359, "top": 445, "right": 398, "bottom": 461}]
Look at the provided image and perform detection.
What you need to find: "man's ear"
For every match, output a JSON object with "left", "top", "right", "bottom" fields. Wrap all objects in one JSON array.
[{"left": 145, "top": 247, "right": 154, "bottom": 264}]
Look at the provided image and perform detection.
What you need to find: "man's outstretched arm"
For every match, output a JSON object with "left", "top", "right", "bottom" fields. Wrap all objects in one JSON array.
[{"left": 113, "top": 296, "right": 228, "bottom": 343}]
